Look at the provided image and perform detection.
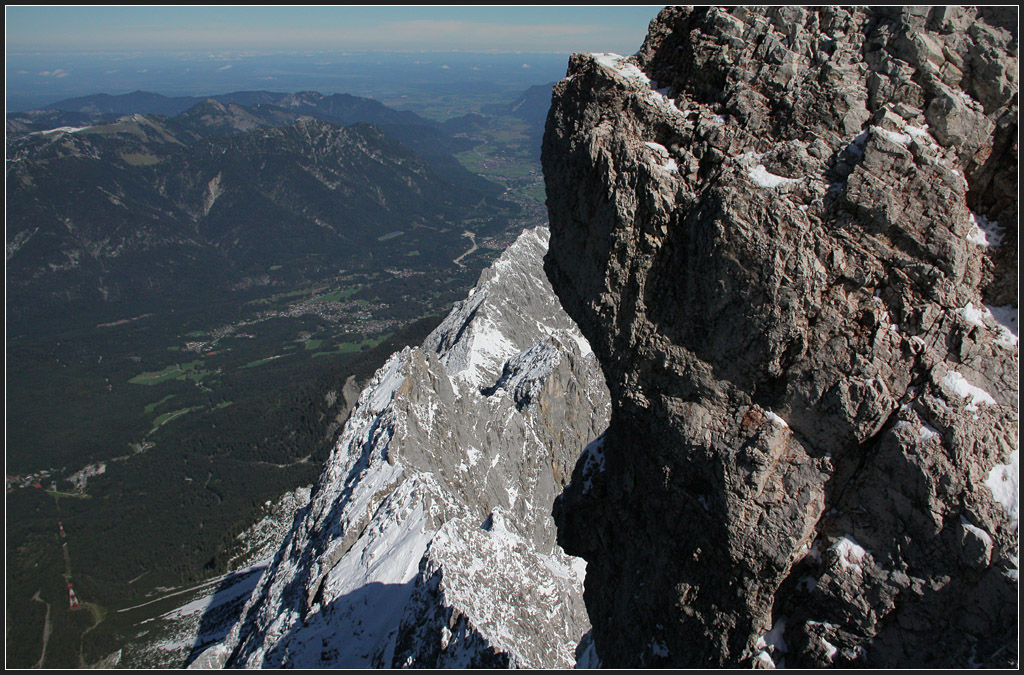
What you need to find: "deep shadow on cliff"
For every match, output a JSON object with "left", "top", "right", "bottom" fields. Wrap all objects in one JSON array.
[{"left": 183, "top": 568, "right": 265, "bottom": 667}]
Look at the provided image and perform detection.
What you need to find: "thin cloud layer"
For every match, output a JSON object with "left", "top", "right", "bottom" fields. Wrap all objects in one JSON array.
[{"left": 7, "top": 8, "right": 659, "bottom": 55}]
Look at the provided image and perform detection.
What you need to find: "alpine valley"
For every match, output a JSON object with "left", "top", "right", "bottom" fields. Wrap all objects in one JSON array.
[
  {"left": 6, "top": 5, "right": 1019, "bottom": 671},
  {"left": 5, "top": 82, "right": 554, "bottom": 667}
]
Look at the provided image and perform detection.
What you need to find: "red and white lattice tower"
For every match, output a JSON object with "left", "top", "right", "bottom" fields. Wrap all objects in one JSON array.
[{"left": 67, "top": 583, "right": 81, "bottom": 610}]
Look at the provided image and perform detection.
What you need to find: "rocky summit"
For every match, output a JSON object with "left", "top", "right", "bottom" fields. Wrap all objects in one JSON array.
[
  {"left": 543, "top": 6, "right": 1017, "bottom": 668},
  {"left": 192, "top": 227, "right": 610, "bottom": 668}
]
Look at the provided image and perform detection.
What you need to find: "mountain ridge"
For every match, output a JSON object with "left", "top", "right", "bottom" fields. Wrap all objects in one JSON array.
[
  {"left": 191, "top": 226, "right": 610, "bottom": 668},
  {"left": 10, "top": 89, "right": 438, "bottom": 127}
]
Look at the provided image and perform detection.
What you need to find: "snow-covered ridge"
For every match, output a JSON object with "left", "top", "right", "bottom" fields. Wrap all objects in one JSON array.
[
  {"left": 203, "top": 227, "right": 610, "bottom": 668},
  {"left": 589, "top": 52, "right": 690, "bottom": 122}
]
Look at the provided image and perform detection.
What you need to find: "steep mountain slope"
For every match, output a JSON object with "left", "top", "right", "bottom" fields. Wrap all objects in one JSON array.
[
  {"left": 476, "top": 82, "right": 557, "bottom": 158},
  {"left": 544, "top": 6, "right": 1017, "bottom": 668},
  {"left": 155, "top": 119, "right": 491, "bottom": 269},
  {"left": 172, "top": 99, "right": 300, "bottom": 137},
  {"left": 194, "top": 227, "right": 610, "bottom": 668}
]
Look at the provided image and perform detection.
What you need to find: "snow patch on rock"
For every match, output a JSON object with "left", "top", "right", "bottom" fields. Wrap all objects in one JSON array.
[
  {"left": 986, "top": 305, "right": 1019, "bottom": 348},
  {"left": 941, "top": 370, "right": 997, "bottom": 412},
  {"left": 831, "top": 536, "right": 868, "bottom": 573},
  {"left": 985, "top": 448, "right": 1019, "bottom": 530},
  {"left": 968, "top": 212, "right": 1005, "bottom": 247}
]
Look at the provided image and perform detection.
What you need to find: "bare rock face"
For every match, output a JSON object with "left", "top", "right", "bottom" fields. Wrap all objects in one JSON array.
[
  {"left": 544, "top": 6, "right": 1017, "bottom": 668},
  {"left": 201, "top": 227, "right": 610, "bottom": 668}
]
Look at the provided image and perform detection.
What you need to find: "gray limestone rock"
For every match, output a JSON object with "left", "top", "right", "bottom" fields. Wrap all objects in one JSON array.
[
  {"left": 544, "top": 6, "right": 1017, "bottom": 669},
  {"left": 203, "top": 227, "right": 610, "bottom": 668}
]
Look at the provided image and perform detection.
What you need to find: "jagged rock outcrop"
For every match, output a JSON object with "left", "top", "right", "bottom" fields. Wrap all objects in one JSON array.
[
  {"left": 196, "top": 227, "right": 610, "bottom": 668},
  {"left": 544, "top": 6, "right": 1017, "bottom": 668}
]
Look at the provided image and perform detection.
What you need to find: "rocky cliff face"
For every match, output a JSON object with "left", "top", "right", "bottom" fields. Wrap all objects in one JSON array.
[
  {"left": 544, "top": 6, "right": 1017, "bottom": 668},
  {"left": 196, "top": 227, "right": 609, "bottom": 668}
]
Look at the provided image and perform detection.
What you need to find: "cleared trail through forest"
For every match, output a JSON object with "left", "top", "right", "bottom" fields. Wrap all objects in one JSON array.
[{"left": 31, "top": 590, "right": 52, "bottom": 669}]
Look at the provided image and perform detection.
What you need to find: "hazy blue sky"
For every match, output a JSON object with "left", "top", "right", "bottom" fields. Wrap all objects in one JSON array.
[
  {"left": 5, "top": 6, "right": 665, "bottom": 110},
  {"left": 6, "top": 6, "right": 662, "bottom": 54}
]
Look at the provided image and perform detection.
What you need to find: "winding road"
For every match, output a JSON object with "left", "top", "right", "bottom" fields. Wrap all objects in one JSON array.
[{"left": 453, "top": 230, "right": 478, "bottom": 267}]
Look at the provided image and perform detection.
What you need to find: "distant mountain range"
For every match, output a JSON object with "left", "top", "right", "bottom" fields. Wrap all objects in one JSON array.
[
  {"left": 6, "top": 91, "right": 515, "bottom": 334},
  {"left": 9, "top": 89, "right": 433, "bottom": 128}
]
